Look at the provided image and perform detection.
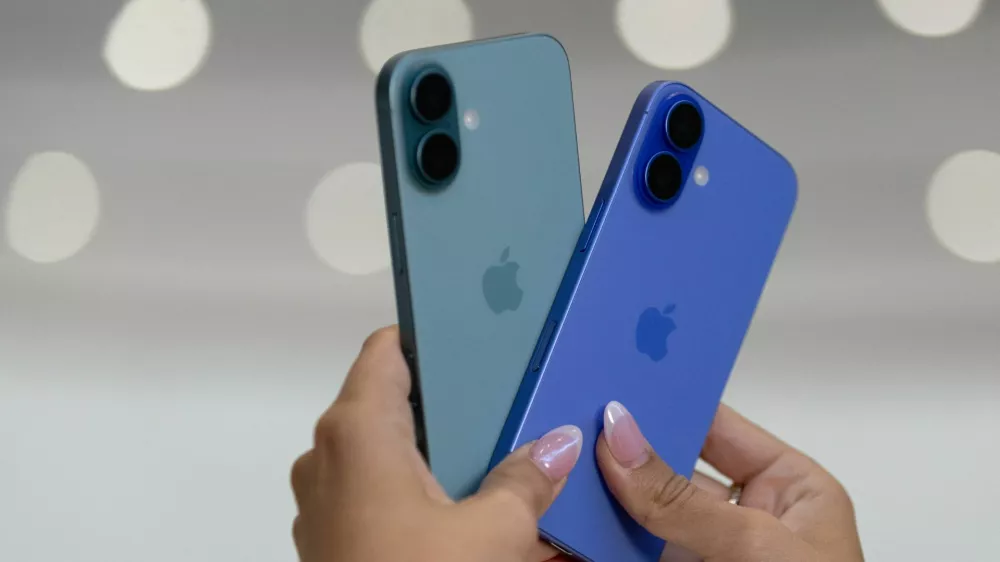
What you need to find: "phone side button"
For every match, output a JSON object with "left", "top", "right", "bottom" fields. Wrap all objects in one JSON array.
[
  {"left": 578, "top": 197, "right": 606, "bottom": 253},
  {"left": 549, "top": 541, "right": 575, "bottom": 559},
  {"left": 529, "top": 320, "right": 558, "bottom": 373},
  {"left": 402, "top": 347, "right": 418, "bottom": 404},
  {"left": 389, "top": 213, "right": 405, "bottom": 277}
]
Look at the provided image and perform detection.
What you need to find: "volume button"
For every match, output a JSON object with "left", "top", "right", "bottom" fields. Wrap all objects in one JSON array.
[
  {"left": 389, "top": 213, "right": 405, "bottom": 277},
  {"left": 529, "top": 320, "right": 558, "bottom": 373},
  {"left": 402, "top": 347, "right": 416, "bottom": 369},
  {"left": 579, "top": 198, "right": 605, "bottom": 253}
]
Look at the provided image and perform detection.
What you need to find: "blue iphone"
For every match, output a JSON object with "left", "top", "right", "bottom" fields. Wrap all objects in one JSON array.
[
  {"left": 492, "top": 81, "right": 798, "bottom": 561},
  {"left": 375, "top": 34, "right": 584, "bottom": 499}
]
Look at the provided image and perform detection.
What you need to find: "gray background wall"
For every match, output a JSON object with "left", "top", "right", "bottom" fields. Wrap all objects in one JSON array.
[{"left": 2, "top": 0, "right": 999, "bottom": 560}]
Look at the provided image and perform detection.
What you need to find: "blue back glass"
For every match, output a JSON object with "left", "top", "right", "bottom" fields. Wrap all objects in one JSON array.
[
  {"left": 376, "top": 34, "right": 584, "bottom": 499},
  {"left": 492, "top": 82, "right": 798, "bottom": 561}
]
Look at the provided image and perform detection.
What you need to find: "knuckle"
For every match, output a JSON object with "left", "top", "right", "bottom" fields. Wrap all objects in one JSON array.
[
  {"left": 641, "top": 471, "right": 695, "bottom": 527},
  {"left": 824, "top": 473, "right": 856, "bottom": 509},
  {"left": 290, "top": 453, "right": 312, "bottom": 494},
  {"left": 313, "top": 406, "right": 361, "bottom": 449},
  {"left": 312, "top": 412, "right": 338, "bottom": 447},
  {"left": 494, "top": 457, "right": 554, "bottom": 514},
  {"left": 474, "top": 489, "right": 538, "bottom": 546},
  {"left": 492, "top": 487, "right": 538, "bottom": 527},
  {"left": 292, "top": 516, "right": 308, "bottom": 557}
]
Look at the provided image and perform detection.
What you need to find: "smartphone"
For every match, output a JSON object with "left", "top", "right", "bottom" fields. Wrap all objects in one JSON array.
[
  {"left": 491, "top": 81, "right": 798, "bottom": 561},
  {"left": 375, "top": 34, "right": 584, "bottom": 499}
]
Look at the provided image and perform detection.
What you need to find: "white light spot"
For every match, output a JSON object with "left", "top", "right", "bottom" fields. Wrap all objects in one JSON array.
[
  {"left": 463, "top": 108, "right": 480, "bottom": 131},
  {"left": 103, "top": 0, "right": 212, "bottom": 91},
  {"left": 359, "top": 0, "right": 473, "bottom": 74},
  {"left": 876, "top": 0, "right": 983, "bottom": 37},
  {"left": 306, "top": 162, "right": 390, "bottom": 276},
  {"left": 694, "top": 166, "right": 710, "bottom": 187},
  {"left": 5, "top": 152, "right": 101, "bottom": 264},
  {"left": 927, "top": 150, "right": 1000, "bottom": 263},
  {"left": 616, "top": 0, "right": 732, "bottom": 71}
]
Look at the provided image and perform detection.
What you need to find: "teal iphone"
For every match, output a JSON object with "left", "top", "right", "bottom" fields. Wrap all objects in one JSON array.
[{"left": 375, "top": 34, "right": 584, "bottom": 499}]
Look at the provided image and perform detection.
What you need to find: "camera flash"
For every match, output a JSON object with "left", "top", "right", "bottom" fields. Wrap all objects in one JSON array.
[
  {"left": 693, "top": 165, "right": 710, "bottom": 186},
  {"left": 463, "top": 109, "right": 480, "bottom": 131}
]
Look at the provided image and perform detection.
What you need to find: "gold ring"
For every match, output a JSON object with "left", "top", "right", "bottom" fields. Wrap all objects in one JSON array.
[{"left": 728, "top": 483, "right": 743, "bottom": 506}]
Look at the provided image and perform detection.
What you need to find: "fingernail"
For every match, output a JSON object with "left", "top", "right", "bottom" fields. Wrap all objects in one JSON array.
[
  {"left": 604, "top": 401, "right": 649, "bottom": 468},
  {"left": 530, "top": 425, "right": 583, "bottom": 482}
]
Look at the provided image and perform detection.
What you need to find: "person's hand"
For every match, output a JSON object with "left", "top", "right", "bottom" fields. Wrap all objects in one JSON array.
[
  {"left": 291, "top": 326, "right": 584, "bottom": 562},
  {"left": 595, "top": 401, "right": 864, "bottom": 562}
]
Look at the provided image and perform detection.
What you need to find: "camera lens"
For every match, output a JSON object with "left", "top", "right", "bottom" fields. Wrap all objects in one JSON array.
[
  {"left": 644, "top": 152, "right": 683, "bottom": 203},
  {"left": 666, "top": 101, "right": 703, "bottom": 150},
  {"left": 411, "top": 71, "right": 452, "bottom": 122},
  {"left": 417, "top": 131, "right": 459, "bottom": 184}
]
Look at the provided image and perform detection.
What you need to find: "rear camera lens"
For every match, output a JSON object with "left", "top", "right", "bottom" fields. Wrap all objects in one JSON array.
[
  {"left": 417, "top": 132, "right": 459, "bottom": 184},
  {"left": 411, "top": 71, "right": 453, "bottom": 123},
  {"left": 666, "top": 101, "right": 703, "bottom": 150},
  {"left": 644, "top": 152, "right": 684, "bottom": 203}
]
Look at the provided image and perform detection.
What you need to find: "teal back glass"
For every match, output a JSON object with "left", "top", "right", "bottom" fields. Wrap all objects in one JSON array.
[{"left": 375, "top": 34, "right": 584, "bottom": 498}]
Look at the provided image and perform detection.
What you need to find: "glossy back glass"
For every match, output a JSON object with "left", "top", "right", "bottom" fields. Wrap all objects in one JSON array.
[
  {"left": 492, "top": 82, "right": 798, "bottom": 561},
  {"left": 376, "top": 34, "right": 584, "bottom": 499}
]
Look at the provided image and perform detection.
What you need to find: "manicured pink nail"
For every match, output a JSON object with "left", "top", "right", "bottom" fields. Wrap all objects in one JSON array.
[
  {"left": 604, "top": 401, "right": 649, "bottom": 468},
  {"left": 530, "top": 425, "right": 583, "bottom": 482}
]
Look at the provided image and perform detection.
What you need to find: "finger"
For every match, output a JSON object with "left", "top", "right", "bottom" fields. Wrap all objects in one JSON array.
[
  {"left": 597, "top": 402, "right": 787, "bottom": 559},
  {"left": 462, "top": 425, "right": 584, "bottom": 553},
  {"left": 702, "top": 406, "right": 844, "bottom": 522},
  {"left": 300, "top": 327, "right": 429, "bottom": 506},
  {"left": 327, "top": 326, "right": 418, "bottom": 447},
  {"left": 340, "top": 327, "right": 445, "bottom": 503},
  {"left": 700, "top": 404, "right": 791, "bottom": 484},
  {"left": 336, "top": 326, "right": 412, "bottom": 417},
  {"left": 311, "top": 400, "right": 430, "bottom": 501}
]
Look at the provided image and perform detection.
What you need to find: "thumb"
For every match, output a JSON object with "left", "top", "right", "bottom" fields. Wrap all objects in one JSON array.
[
  {"left": 461, "top": 425, "right": 583, "bottom": 551},
  {"left": 596, "top": 402, "right": 780, "bottom": 560}
]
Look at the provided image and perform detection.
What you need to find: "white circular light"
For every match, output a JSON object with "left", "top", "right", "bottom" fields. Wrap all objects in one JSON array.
[
  {"left": 463, "top": 108, "right": 480, "bottom": 131},
  {"left": 694, "top": 166, "right": 710, "bottom": 187},
  {"left": 616, "top": 0, "right": 732, "bottom": 71},
  {"left": 306, "top": 162, "right": 390, "bottom": 276},
  {"left": 103, "top": 0, "right": 212, "bottom": 91},
  {"left": 358, "top": 0, "right": 474, "bottom": 74},
  {"left": 927, "top": 150, "right": 1000, "bottom": 263},
  {"left": 5, "top": 152, "right": 101, "bottom": 264},
  {"left": 876, "top": 0, "right": 983, "bottom": 37}
]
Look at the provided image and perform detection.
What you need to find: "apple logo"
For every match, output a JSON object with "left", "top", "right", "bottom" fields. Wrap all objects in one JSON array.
[
  {"left": 635, "top": 304, "right": 677, "bottom": 362},
  {"left": 482, "top": 247, "right": 523, "bottom": 314}
]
